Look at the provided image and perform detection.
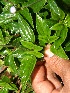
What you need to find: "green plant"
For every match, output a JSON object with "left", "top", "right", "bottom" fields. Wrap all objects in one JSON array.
[{"left": 0, "top": 0, "right": 70, "bottom": 93}]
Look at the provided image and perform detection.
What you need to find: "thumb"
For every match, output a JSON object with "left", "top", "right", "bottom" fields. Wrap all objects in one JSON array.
[{"left": 44, "top": 45, "right": 70, "bottom": 85}]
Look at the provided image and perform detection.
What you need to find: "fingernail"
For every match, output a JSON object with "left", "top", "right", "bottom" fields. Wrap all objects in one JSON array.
[{"left": 44, "top": 48, "right": 54, "bottom": 58}]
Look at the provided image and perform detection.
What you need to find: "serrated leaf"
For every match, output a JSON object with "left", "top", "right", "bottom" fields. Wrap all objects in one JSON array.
[
  {"left": 64, "top": 14, "right": 70, "bottom": 28},
  {"left": 0, "top": 81, "right": 17, "bottom": 91},
  {"left": 22, "top": 51, "right": 43, "bottom": 58},
  {"left": 46, "top": 19, "right": 57, "bottom": 27},
  {"left": 9, "top": 0, "right": 27, "bottom": 4},
  {"left": 39, "top": 11, "right": 48, "bottom": 19},
  {"left": 4, "top": 54, "right": 17, "bottom": 73},
  {"left": 20, "top": 40, "right": 43, "bottom": 51},
  {"left": 51, "top": 24, "right": 68, "bottom": 49},
  {"left": 0, "top": 12, "right": 16, "bottom": 25},
  {"left": 65, "top": 41, "right": 70, "bottom": 51},
  {"left": 19, "top": 8, "right": 33, "bottom": 27},
  {"left": 7, "top": 22, "right": 20, "bottom": 34},
  {"left": 48, "top": 0, "right": 65, "bottom": 20},
  {"left": 0, "top": 88, "right": 8, "bottom": 93},
  {"left": 12, "top": 37, "right": 21, "bottom": 48},
  {"left": 36, "top": 14, "right": 51, "bottom": 36},
  {"left": 13, "top": 48, "right": 43, "bottom": 58},
  {"left": 18, "top": 14, "right": 35, "bottom": 42},
  {"left": 51, "top": 45, "right": 68, "bottom": 59},
  {"left": 36, "top": 14, "right": 51, "bottom": 46},
  {"left": 4, "top": 30, "right": 12, "bottom": 44},
  {"left": 0, "top": 29, "right": 5, "bottom": 50},
  {"left": 18, "top": 55, "right": 36, "bottom": 91},
  {"left": 13, "top": 46, "right": 27, "bottom": 58},
  {"left": 23, "top": 0, "right": 47, "bottom": 13},
  {"left": 48, "top": 35, "right": 58, "bottom": 43},
  {"left": 51, "top": 23, "right": 63, "bottom": 31}
]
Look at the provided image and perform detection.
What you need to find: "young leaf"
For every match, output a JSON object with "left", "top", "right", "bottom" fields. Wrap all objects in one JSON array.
[
  {"left": 48, "top": 35, "right": 58, "bottom": 43},
  {"left": 50, "top": 45, "right": 68, "bottom": 59},
  {"left": 36, "top": 14, "right": 51, "bottom": 45},
  {"left": 51, "top": 23, "right": 68, "bottom": 49}
]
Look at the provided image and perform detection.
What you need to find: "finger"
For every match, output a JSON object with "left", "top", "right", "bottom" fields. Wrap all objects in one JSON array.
[
  {"left": 44, "top": 54, "right": 70, "bottom": 86},
  {"left": 31, "top": 62, "right": 55, "bottom": 93},
  {"left": 44, "top": 44, "right": 70, "bottom": 85},
  {"left": 45, "top": 63, "right": 62, "bottom": 89}
]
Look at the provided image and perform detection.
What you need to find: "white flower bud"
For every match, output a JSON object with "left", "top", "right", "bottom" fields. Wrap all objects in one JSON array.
[{"left": 10, "top": 6, "right": 16, "bottom": 14}]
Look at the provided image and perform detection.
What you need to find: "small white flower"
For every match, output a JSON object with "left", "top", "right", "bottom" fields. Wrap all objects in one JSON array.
[{"left": 10, "top": 6, "right": 16, "bottom": 14}]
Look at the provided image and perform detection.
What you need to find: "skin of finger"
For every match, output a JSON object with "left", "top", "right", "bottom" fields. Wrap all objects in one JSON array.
[
  {"left": 44, "top": 56, "right": 70, "bottom": 87},
  {"left": 31, "top": 64, "right": 55, "bottom": 93},
  {"left": 45, "top": 63, "right": 62, "bottom": 89}
]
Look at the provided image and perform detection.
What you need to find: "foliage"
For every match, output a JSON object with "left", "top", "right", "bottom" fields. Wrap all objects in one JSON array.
[{"left": 0, "top": 0, "right": 70, "bottom": 92}]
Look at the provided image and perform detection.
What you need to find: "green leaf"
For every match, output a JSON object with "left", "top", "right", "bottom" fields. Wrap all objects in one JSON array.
[
  {"left": 51, "top": 23, "right": 63, "bottom": 31},
  {"left": 13, "top": 45, "right": 43, "bottom": 58},
  {"left": 7, "top": 22, "right": 20, "bottom": 34},
  {"left": 18, "top": 14, "right": 35, "bottom": 42},
  {"left": 0, "top": 29, "right": 5, "bottom": 50},
  {"left": 22, "top": 51, "right": 43, "bottom": 58},
  {"left": 64, "top": 14, "right": 70, "bottom": 28},
  {"left": 1, "top": 76, "right": 10, "bottom": 83},
  {"left": 20, "top": 40, "right": 43, "bottom": 58},
  {"left": 4, "top": 30, "right": 12, "bottom": 44},
  {"left": 0, "top": 88, "right": 8, "bottom": 93},
  {"left": 39, "top": 11, "right": 48, "bottom": 19},
  {"left": 23, "top": 0, "right": 47, "bottom": 13},
  {"left": 48, "top": 35, "right": 58, "bottom": 43},
  {"left": 46, "top": 19, "right": 57, "bottom": 27},
  {"left": 5, "top": 54, "right": 17, "bottom": 73},
  {"left": 63, "top": 0, "right": 70, "bottom": 6},
  {"left": 2, "top": 2, "right": 12, "bottom": 12},
  {"left": 0, "top": 80, "right": 17, "bottom": 91},
  {"left": 12, "top": 37, "right": 21, "bottom": 48},
  {"left": 51, "top": 45, "right": 68, "bottom": 59},
  {"left": 65, "top": 41, "right": 70, "bottom": 51},
  {"left": 9, "top": 0, "right": 25, "bottom": 4},
  {"left": 13, "top": 46, "right": 27, "bottom": 58},
  {"left": 20, "top": 40, "right": 43, "bottom": 51},
  {"left": 48, "top": 0, "right": 65, "bottom": 20},
  {"left": 36, "top": 14, "right": 51, "bottom": 36},
  {"left": 0, "top": 12, "right": 16, "bottom": 26},
  {"left": 51, "top": 23, "right": 68, "bottom": 49},
  {"left": 19, "top": 8, "right": 33, "bottom": 27},
  {"left": 18, "top": 55, "right": 36, "bottom": 91},
  {"left": 36, "top": 14, "right": 51, "bottom": 45}
]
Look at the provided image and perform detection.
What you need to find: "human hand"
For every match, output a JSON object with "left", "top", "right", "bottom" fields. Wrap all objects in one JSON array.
[{"left": 31, "top": 45, "right": 70, "bottom": 93}]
